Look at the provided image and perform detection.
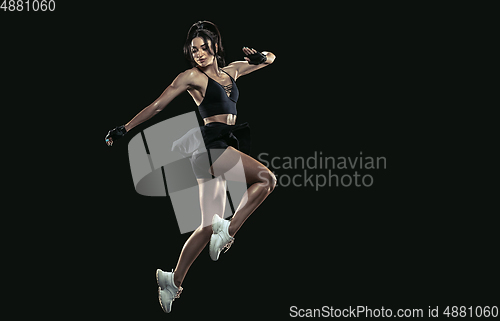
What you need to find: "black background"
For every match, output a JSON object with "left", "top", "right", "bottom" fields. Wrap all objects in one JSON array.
[{"left": 2, "top": 2, "right": 497, "bottom": 319}]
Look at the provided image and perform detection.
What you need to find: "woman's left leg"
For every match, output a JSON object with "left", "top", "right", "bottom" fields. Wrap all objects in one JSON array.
[
  {"left": 157, "top": 172, "right": 227, "bottom": 313},
  {"left": 210, "top": 147, "right": 277, "bottom": 237}
]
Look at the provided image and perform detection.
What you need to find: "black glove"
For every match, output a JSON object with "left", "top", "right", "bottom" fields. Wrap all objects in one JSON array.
[
  {"left": 245, "top": 50, "right": 267, "bottom": 65},
  {"left": 105, "top": 125, "right": 127, "bottom": 146}
]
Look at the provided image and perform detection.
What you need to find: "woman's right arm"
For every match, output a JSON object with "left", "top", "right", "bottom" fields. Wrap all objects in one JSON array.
[
  {"left": 106, "top": 69, "right": 194, "bottom": 146},
  {"left": 124, "top": 70, "right": 193, "bottom": 132}
]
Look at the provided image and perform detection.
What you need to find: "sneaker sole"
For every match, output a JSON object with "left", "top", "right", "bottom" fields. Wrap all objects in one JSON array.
[
  {"left": 156, "top": 269, "right": 170, "bottom": 313},
  {"left": 158, "top": 287, "right": 170, "bottom": 313},
  {"left": 209, "top": 234, "right": 221, "bottom": 261}
]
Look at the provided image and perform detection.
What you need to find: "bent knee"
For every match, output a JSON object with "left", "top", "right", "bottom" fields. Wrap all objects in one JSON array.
[
  {"left": 198, "top": 224, "right": 213, "bottom": 235},
  {"left": 268, "top": 171, "right": 277, "bottom": 192},
  {"left": 258, "top": 169, "right": 276, "bottom": 193}
]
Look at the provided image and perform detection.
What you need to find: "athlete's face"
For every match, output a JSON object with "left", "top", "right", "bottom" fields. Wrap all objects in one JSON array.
[{"left": 191, "top": 37, "right": 216, "bottom": 67}]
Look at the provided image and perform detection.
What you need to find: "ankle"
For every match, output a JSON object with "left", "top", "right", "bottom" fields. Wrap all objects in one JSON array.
[
  {"left": 228, "top": 222, "right": 237, "bottom": 237},
  {"left": 173, "top": 271, "right": 182, "bottom": 288}
]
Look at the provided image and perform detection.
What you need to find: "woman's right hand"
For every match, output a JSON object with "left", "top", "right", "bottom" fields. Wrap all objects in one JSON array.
[{"left": 105, "top": 125, "right": 127, "bottom": 146}]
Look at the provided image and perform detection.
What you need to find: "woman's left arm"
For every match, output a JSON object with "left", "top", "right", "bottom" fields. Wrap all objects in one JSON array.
[{"left": 226, "top": 48, "right": 276, "bottom": 79}]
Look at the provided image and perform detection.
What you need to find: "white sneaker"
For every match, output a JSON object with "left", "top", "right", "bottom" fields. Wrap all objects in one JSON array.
[
  {"left": 209, "top": 214, "right": 235, "bottom": 261},
  {"left": 156, "top": 269, "right": 182, "bottom": 313}
]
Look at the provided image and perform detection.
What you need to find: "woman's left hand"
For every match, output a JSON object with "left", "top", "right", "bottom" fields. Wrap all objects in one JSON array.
[
  {"left": 242, "top": 47, "right": 257, "bottom": 60},
  {"left": 243, "top": 47, "right": 267, "bottom": 65}
]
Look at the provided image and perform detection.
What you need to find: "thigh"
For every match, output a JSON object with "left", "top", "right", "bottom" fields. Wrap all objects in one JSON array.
[{"left": 211, "top": 147, "right": 274, "bottom": 185}]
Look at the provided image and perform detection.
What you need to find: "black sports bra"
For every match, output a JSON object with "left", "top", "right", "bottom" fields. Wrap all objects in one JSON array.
[{"left": 197, "top": 68, "right": 239, "bottom": 119}]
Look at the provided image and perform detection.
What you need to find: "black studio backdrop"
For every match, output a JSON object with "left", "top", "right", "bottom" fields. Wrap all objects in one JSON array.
[
  {"left": 4, "top": 3, "right": 496, "bottom": 319},
  {"left": 91, "top": 14, "right": 402, "bottom": 318}
]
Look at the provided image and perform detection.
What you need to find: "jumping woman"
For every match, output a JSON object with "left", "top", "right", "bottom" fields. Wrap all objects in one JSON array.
[{"left": 105, "top": 21, "right": 276, "bottom": 313}]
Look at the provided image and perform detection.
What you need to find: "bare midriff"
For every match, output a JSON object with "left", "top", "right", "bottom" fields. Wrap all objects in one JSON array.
[{"left": 203, "top": 113, "right": 236, "bottom": 125}]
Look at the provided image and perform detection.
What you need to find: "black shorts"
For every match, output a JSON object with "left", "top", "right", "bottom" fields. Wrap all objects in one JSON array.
[{"left": 190, "top": 122, "right": 251, "bottom": 179}]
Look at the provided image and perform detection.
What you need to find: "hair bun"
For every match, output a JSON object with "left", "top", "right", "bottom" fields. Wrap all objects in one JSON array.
[
  {"left": 191, "top": 21, "right": 220, "bottom": 37},
  {"left": 195, "top": 21, "right": 205, "bottom": 30}
]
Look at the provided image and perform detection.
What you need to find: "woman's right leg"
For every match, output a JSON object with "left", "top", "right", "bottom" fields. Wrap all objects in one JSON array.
[{"left": 172, "top": 176, "right": 227, "bottom": 287}]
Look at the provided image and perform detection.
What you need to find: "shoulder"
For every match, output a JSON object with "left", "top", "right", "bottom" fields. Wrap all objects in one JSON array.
[
  {"left": 172, "top": 67, "right": 205, "bottom": 88},
  {"left": 176, "top": 67, "right": 203, "bottom": 82}
]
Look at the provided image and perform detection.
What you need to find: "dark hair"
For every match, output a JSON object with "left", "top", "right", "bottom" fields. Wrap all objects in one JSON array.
[{"left": 183, "top": 21, "right": 225, "bottom": 68}]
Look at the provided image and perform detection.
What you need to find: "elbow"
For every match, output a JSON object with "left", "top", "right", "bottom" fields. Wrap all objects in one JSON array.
[
  {"left": 264, "top": 51, "right": 276, "bottom": 64},
  {"left": 152, "top": 101, "right": 166, "bottom": 113}
]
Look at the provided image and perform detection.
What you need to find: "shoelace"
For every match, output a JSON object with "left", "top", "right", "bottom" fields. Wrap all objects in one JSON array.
[
  {"left": 169, "top": 269, "right": 183, "bottom": 300},
  {"left": 174, "top": 286, "right": 183, "bottom": 300},
  {"left": 223, "top": 238, "right": 235, "bottom": 253}
]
